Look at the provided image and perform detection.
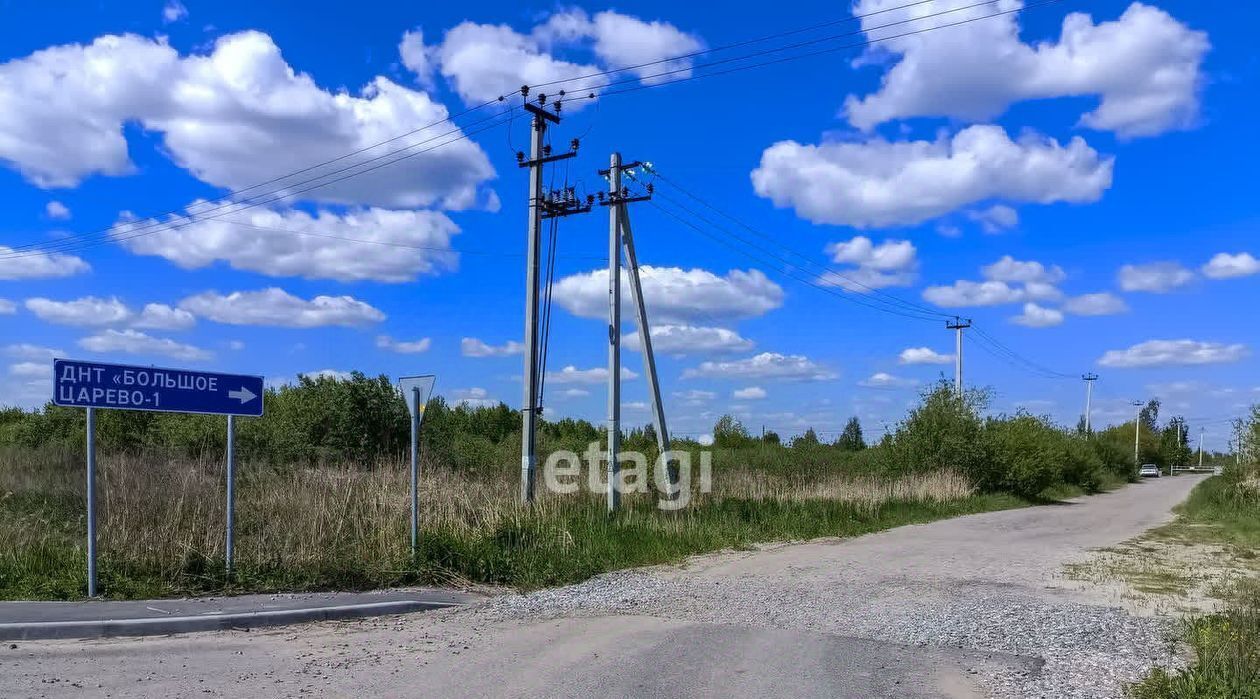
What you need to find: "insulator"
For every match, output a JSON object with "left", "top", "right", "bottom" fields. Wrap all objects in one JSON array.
[
  {"left": 520, "top": 85, "right": 529, "bottom": 97},
  {"left": 543, "top": 144, "right": 552, "bottom": 156},
  {"left": 538, "top": 93, "right": 547, "bottom": 105},
  {"left": 516, "top": 152, "right": 525, "bottom": 163},
  {"left": 570, "top": 138, "right": 580, "bottom": 151}
]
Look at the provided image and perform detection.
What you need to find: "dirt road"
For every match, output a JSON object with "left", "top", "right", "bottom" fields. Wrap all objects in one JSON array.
[{"left": 0, "top": 476, "right": 1205, "bottom": 698}]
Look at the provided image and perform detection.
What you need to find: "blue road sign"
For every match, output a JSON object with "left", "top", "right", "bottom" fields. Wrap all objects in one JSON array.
[{"left": 53, "top": 358, "right": 265, "bottom": 417}]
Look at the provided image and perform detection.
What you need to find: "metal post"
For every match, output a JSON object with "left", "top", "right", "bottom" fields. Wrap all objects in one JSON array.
[
  {"left": 1082, "top": 373, "right": 1097, "bottom": 434},
  {"left": 85, "top": 407, "right": 97, "bottom": 598},
  {"left": 225, "top": 415, "right": 236, "bottom": 579},
  {"left": 410, "top": 386, "right": 420, "bottom": 554},
  {"left": 521, "top": 108, "right": 545, "bottom": 504},
  {"left": 620, "top": 206, "right": 673, "bottom": 476},
  {"left": 606, "top": 153, "right": 622, "bottom": 512},
  {"left": 1198, "top": 428, "right": 1204, "bottom": 469}
]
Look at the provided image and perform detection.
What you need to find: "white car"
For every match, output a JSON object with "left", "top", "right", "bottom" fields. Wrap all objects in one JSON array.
[{"left": 1139, "top": 464, "right": 1161, "bottom": 478}]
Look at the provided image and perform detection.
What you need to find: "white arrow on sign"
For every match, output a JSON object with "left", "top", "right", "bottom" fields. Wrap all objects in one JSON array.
[{"left": 228, "top": 387, "right": 257, "bottom": 404}]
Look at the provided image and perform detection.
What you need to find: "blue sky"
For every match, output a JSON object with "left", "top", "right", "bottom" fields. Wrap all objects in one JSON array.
[{"left": 1, "top": 0, "right": 1256, "bottom": 448}]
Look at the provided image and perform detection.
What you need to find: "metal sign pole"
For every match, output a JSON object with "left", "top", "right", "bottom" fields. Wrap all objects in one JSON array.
[
  {"left": 410, "top": 386, "right": 420, "bottom": 557},
  {"left": 225, "top": 414, "right": 236, "bottom": 579},
  {"left": 85, "top": 407, "right": 97, "bottom": 598}
]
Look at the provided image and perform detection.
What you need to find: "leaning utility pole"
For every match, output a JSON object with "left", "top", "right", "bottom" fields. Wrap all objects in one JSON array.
[
  {"left": 598, "top": 156, "right": 669, "bottom": 510},
  {"left": 946, "top": 317, "right": 971, "bottom": 398},
  {"left": 517, "top": 87, "right": 579, "bottom": 503},
  {"left": 1082, "top": 373, "right": 1098, "bottom": 434}
]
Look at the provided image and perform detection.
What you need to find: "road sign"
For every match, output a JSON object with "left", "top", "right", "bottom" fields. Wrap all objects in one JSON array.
[
  {"left": 53, "top": 358, "right": 265, "bottom": 417},
  {"left": 398, "top": 375, "right": 436, "bottom": 556},
  {"left": 399, "top": 375, "right": 436, "bottom": 419}
]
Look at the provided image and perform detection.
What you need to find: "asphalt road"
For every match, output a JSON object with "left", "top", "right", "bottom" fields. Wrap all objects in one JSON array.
[{"left": 0, "top": 475, "right": 1205, "bottom": 699}]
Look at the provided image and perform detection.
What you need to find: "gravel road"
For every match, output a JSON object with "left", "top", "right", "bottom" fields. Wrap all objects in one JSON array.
[{"left": 0, "top": 475, "right": 1204, "bottom": 699}]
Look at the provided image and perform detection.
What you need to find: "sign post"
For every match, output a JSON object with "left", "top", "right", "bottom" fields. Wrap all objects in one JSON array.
[
  {"left": 398, "top": 375, "right": 436, "bottom": 557},
  {"left": 53, "top": 358, "right": 264, "bottom": 597}
]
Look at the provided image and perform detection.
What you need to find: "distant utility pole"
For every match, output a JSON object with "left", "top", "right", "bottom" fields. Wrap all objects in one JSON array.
[
  {"left": 945, "top": 317, "right": 971, "bottom": 398},
  {"left": 1082, "top": 373, "right": 1098, "bottom": 434},
  {"left": 517, "top": 87, "right": 583, "bottom": 503},
  {"left": 1198, "top": 427, "right": 1204, "bottom": 469},
  {"left": 599, "top": 156, "right": 670, "bottom": 511},
  {"left": 1132, "top": 400, "right": 1144, "bottom": 466}
]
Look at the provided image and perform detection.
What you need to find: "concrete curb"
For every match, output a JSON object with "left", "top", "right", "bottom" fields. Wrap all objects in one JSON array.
[{"left": 0, "top": 599, "right": 462, "bottom": 641}]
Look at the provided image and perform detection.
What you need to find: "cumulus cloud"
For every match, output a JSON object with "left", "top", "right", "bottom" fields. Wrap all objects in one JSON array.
[
  {"left": 113, "top": 205, "right": 461, "bottom": 283},
  {"left": 0, "top": 299, "right": 14, "bottom": 315},
  {"left": 845, "top": 1, "right": 1209, "bottom": 139},
  {"left": 376, "top": 335, "right": 431, "bottom": 353},
  {"left": 78, "top": 329, "right": 211, "bottom": 361},
  {"left": 1063, "top": 292, "right": 1128, "bottom": 316},
  {"left": 1011, "top": 302, "right": 1065, "bottom": 328},
  {"left": 162, "top": 1, "right": 187, "bottom": 23},
  {"left": 1098, "top": 339, "right": 1248, "bottom": 368},
  {"left": 682, "top": 352, "right": 837, "bottom": 382},
  {"left": 820, "top": 236, "right": 918, "bottom": 291},
  {"left": 398, "top": 29, "right": 435, "bottom": 86},
  {"left": 461, "top": 337, "right": 524, "bottom": 358},
  {"left": 1202, "top": 252, "right": 1260, "bottom": 280},
  {"left": 624, "top": 324, "right": 753, "bottom": 356},
  {"left": 422, "top": 10, "right": 702, "bottom": 106},
  {"left": 923, "top": 280, "right": 1024, "bottom": 307},
  {"left": 0, "top": 246, "right": 89, "bottom": 280},
  {"left": 967, "top": 205, "right": 1019, "bottom": 234},
  {"left": 733, "top": 386, "right": 767, "bottom": 400},
  {"left": 1118, "top": 262, "right": 1195, "bottom": 292},
  {"left": 751, "top": 125, "right": 1113, "bottom": 228},
  {"left": 899, "top": 347, "right": 953, "bottom": 365},
  {"left": 554, "top": 265, "right": 783, "bottom": 324},
  {"left": 545, "top": 365, "right": 638, "bottom": 385},
  {"left": 449, "top": 387, "right": 499, "bottom": 409},
  {"left": 179, "top": 288, "right": 385, "bottom": 328},
  {"left": 982, "top": 256, "right": 1066, "bottom": 285},
  {"left": 858, "top": 372, "right": 918, "bottom": 388},
  {"left": 674, "top": 389, "right": 716, "bottom": 406},
  {"left": 926, "top": 256, "right": 1067, "bottom": 307},
  {"left": 26, "top": 296, "right": 131, "bottom": 326},
  {"left": 0, "top": 32, "right": 493, "bottom": 209},
  {"left": 132, "top": 303, "right": 196, "bottom": 330},
  {"left": 4, "top": 343, "right": 62, "bottom": 360},
  {"left": 45, "top": 200, "right": 70, "bottom": 220}
]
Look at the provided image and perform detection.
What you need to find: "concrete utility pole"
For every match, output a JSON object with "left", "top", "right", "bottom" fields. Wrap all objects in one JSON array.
[
  {"left": 1198, "top": 427, "right": 1204, "bottom": 469},
  {"left": 599, "top": 158, "right": 670, "bottom": 510},
  {"left": 1082, "top": 373, "right": 1098, "bottom": 434},
  {"left": 1132, "top": 400, "right": 1144, "bottom": 467},
  {"left": 517, "top": 88, "right": 579, "bottom": 503},
  {"left": 605, "top": 153, "right": 623, "bottom": 512},
  {"left": 946, "top": 317, "right": 971, "bottom": 398}
]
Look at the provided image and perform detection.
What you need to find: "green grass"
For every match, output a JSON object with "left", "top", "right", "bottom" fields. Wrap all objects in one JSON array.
[{"left": 1129, "top": 466, "right": 1260, "bottom": 698}]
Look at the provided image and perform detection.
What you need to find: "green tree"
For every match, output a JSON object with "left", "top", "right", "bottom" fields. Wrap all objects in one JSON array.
[
  {"left": 791, "top": 427, "right": 820, "bottom": 449},
  {"left": 836, "top": 417, "right": 865, "bottom": 451},
  {"left": 712, "top": 414, "right": 753, "bottom": 449}
]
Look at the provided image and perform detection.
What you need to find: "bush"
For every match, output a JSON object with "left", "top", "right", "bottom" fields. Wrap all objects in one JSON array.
[{"left": 983, "top": 413, "right": 1065, "bottom": 498}]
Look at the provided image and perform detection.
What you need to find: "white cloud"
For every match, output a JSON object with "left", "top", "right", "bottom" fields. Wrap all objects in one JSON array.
[
  {"left": 1063, "top": 292, "right": 1128, "bottom": 316},
  {"left": 1098, "top": 339, "right": 1248, "bottom": 368},
  {"left": 0, "top": 246, "right": 90, "bottom": 280},
  {"left": 9, "top": 362, "right": 51, "bottom": 380},
  {"left": 1202, "top": 252, "right": 1260, "bottom": 280},
  {"left": 26, "top": 296, "right": 131, "bottom": 326},
  {"left": 845, "top": 1, "right": 1209, "bottom": 139},
  {"left": 398, "top": 29, "right": 435, "bottom": 86},
  {"left": 0, "top": 32, "right": 493, "bottom": 209},
  {"left": 132, "top": 303, "right": 196, "bottom": 330},
  {"left": 673, "top": 389, "right": 716, "bottom": 406},
  {"left": 554, "top": 265, "right": 783, "bottom": 324},
  {"left": 733, "top": 386, "right": 766, "bottom": 400},
  {"left": 559, "top": 388, "right": 590, "bottom": 399},
  {"left": 449, "top": 386, "right": 498, "bottom": 408},
  {"left": 162, "top": 1, "right": 187, "bottom": 23},
  {"left": 982, "top": 256, "right": 1065, "bottom": 285},
  {"left": 303, "top": 369, "right": 352, "bottom": 382},
  {"left": 899, "top": 347, "right": 953, "bottom": 365},
  {"left": 461, "top": 337, "right": 525, "bottom": 358},
  {"left": 4, "top": 343, "right": 62, "bottom": 360},
  {"left": 45, "top": 200, "right": 70, "bottom": 220},
  {"left": 968, "top": 205, "right": 1019, "bottom": 234},
  {"left": 923, "top": 280, "right": 1024, "bottom": 308},
  {"left": 426, "top": 10, "right": 702, "bottom": 106},
  {"left": 114, "top": 205, "right": 460, "bottom": 283},
  {"left": 682, "top": 352, "right": 837, "bottom": 382},
  {"left": 179, "top": 288, "right": 385, "bottom": 328},
  {"left": 546, "top": 365, "right": 638, "bottom": 385},
  {"left": 79, "top": 329, "right": 211, "bottom": 361},
  {"left": 858, "top": 372, "right": 918, "bottom": 388},
  {"left": 751, "top": 125, "right": 1113, "bottom": 228},
  {"left": 1118, "top": 262, "right": 1195, "bottom": 292},
  {"left": 1011, "top": 302, "right": 1065, "bottom": 328},
  {"left": 820, "top": 236, "right": 918, "bottom": 291},
  {"left": 376, "top": 335, "right": 431, "bottom": 353},
  {"left": 0, "top": 299, "right": 14, "bottom": 315},
  {"left": 624, "top": 324, "right": 753, "bottom": 356}
]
